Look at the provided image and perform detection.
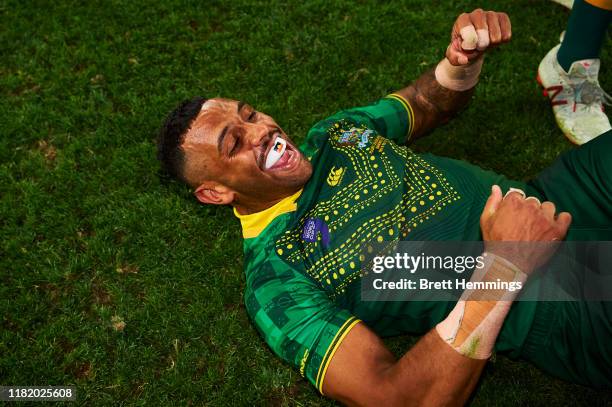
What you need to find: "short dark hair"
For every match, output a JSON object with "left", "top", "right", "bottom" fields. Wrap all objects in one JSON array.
[{"left": 157, "top": 96, "right": 207, "bottom": 183}]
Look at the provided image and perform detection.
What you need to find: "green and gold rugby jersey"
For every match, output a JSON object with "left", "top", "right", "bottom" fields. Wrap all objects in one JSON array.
[{"left": 237, "top": 95, "right": 533, "bottom": 394}]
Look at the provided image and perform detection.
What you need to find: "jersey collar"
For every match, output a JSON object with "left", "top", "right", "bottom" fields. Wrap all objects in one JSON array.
[{"left": 233, "top": 189, "right": 303, "bottom": 239}]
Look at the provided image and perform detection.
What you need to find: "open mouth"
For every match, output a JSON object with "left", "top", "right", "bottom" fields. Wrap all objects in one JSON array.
[{"left": 263, "top": 135, "right": 297, "bottom": 172}]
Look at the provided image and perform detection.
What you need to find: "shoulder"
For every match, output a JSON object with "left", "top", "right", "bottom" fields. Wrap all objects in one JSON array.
[{"left": 300, "top": 97, "right": 412, "bottom": 155}]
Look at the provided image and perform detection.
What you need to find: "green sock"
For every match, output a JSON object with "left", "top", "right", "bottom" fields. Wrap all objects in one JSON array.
[{"left": 557, "top": 0, "right": 612, "bottom": 72}]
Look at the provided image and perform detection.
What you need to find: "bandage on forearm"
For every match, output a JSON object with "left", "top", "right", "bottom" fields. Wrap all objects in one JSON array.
[
  {"left": 434, "top": 56, "right": 484, "bottom": 91},
  {"left": 436, "top": 253, "right": 527, "bottom": 359}
]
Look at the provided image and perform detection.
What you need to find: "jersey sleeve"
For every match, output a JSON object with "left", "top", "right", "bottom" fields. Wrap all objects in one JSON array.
[
  {"left": 300, "top": 93, "right": 415, "bottom": 157},
  {"left": 244, "top": 256, "right": 360, "bottom": 394}
]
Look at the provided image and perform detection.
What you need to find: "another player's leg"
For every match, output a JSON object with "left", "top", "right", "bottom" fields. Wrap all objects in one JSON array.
[{"left": 537, "top": 0, "right": 612, "bottom": 145}]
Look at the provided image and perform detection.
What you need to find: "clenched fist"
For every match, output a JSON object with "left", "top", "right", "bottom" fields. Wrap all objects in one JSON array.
[
  {"left": 480, "top": 185, "right": 572, "bottom": 274},
  {"left": 446, "top": 9, "right": 512, "bottom": 66}
]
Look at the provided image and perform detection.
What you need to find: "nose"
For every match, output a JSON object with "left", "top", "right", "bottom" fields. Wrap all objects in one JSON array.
[{"left": 247, "top": 122, "right": 274, "bottom": 148}]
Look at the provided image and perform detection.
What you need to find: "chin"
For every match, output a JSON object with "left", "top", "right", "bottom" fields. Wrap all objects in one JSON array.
[
  {"left": 278, "top": 161, "right": 312, "bottom": 191},
  {"left": 293, "top": 159, "right": 313, "bottom": 185}
]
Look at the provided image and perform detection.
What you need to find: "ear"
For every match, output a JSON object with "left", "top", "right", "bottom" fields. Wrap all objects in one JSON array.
[{"left": 194, "top": 182, "right": 235, "bottom": 205}]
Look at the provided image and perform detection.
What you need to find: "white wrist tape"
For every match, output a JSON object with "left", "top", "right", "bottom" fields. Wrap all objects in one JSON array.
[
  {"left": 434, "top": 56, "right": 484, "bottom": 91},
  {"left": 436, "top": 253, "right": 527, "bottom": 359}
]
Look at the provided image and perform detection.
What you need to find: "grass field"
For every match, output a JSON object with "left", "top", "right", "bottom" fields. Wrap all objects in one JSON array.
[{"left": 1, "top": 0, "right": 612, "bottom": 405}]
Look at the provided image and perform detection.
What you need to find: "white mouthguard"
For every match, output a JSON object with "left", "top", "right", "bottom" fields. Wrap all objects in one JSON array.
[{"left": 265, "top": 137, "right": 287, "bottom": 169}]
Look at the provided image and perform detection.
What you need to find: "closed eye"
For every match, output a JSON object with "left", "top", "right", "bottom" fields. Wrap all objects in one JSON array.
[
  {"left": 229, "top": 137, "right": 241, "bottom": 157},
  {"left": 247, "top": 111, "right": 257, "bottom": 122}
]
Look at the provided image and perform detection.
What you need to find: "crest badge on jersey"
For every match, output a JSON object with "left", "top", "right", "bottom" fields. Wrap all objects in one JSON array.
[{"left": 337, "top": 127, "right": 373, "bottom": 149}]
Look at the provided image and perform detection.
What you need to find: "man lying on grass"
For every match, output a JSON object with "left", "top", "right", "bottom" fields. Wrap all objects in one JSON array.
[{"left": 157, "top": 8, "right": 612, "bottom": 406}]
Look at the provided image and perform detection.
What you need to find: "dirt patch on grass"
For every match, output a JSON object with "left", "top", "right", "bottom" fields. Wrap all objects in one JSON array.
[
  {"left": 65, "top": 361, "right": 93, "bottom": 380},
  {"left": 91, "top": 283, "right": 112, "bottom": 305}
]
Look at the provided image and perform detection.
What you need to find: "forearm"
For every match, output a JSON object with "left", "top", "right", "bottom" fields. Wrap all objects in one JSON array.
[
  {"left": 328, "top": 253, "right": 537, "bottom": 406},
  {"left": 379, "top": 330, "right": 486, "bottom": 407},
  {"left": 394, "top": 57, "right": 482, "bottom": 141},
  {"left": 325, "top": 323, "right": 485, "bottom": 407},
  {"left": 381, "top": 254, "right": 526, "bottom": 406}
]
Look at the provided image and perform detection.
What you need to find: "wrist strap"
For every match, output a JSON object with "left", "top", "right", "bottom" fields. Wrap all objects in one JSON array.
[{"left": 434, "top": 56, "right": 484, "bottom": 91}]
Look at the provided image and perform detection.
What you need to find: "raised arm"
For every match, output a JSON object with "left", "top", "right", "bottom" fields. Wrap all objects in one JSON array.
[
  {"left": 322, "top": 187, "right": 571, "bottom": 406},
  {"left": 395, "top": 9, "right": 512, "bottom": 141}
]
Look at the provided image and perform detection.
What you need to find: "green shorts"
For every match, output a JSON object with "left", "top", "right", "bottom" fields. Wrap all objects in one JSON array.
[{"left": 521, "top": 130, "right": 612, "bottom": 388}]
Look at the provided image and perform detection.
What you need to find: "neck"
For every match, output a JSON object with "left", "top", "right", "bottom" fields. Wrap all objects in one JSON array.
[
  {"left": 234, "top": 199, "right": 283, "bottom": 215},
  {"left": 233, "top": 190, "right": 299, "bottom": 215}
]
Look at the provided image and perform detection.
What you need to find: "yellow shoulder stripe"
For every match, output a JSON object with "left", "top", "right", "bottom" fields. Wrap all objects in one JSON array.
[
  {"left": 233, "top": 189, "right": 303, "bottom": 239},
  {"left": 386, "top": 93, "right": 415, "bottom": 142},
  {"left": 316, "top": 317, "right": 361, "bottom": 395}
]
